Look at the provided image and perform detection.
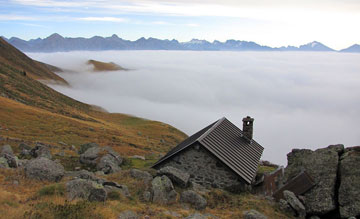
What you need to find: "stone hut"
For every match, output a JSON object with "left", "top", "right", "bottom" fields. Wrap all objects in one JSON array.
[{"left": 153, "top": 117, "right": 264, "bottom": 192}]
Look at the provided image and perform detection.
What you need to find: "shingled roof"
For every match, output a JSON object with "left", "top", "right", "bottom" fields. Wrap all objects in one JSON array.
[{"left": 152, "top": 117, "right": 264, "bottom": 184}]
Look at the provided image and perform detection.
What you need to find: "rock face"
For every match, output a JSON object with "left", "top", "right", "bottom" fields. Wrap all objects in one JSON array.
[
  {"left": 66, "top": 179, "right": 107, "bottom": 202},
  {"left": 283, "top": 144, "right": 344, "bottom": 215},
  {"left": 80, "top": 146, "right": 122, "bottom": 174},
  {"left": 24, "top": 157, "right": 64, "bottom": 182},
  {"left": 283, "top": 190, "right": 306, "bottom": 218},
  {"left": 338, "top": 147, "right": 360, "bottom": 218},
  {"left": 180, "top": 190, "right": 207, "bottom": 210},
  {"left": 78, "top": 142, "right": 99, "bottom": 155},
  {"left": 150, "top": 175, "right": 178, "bottom": 204},
  {"left": 158, "top": 166, "right": 190, "bottom": 188},
  {"left": 243, "top": 210, "right": 267, "bottom": 219}
]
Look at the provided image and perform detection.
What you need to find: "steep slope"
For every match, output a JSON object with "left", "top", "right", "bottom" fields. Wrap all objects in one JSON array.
[
  {"left": 0, "top": 37, "right": 187, "bottom": 156},
  {"left": 0, "top": 37, "right": 67, "bottom": 84},
  {"left": 87, "top": 59, "right": 128, "bottom": 71}
]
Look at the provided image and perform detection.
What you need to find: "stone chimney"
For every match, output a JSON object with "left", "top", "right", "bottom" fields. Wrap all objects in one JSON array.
[{"left": 242, "top": 116, "right": 254, "bottom": 142}]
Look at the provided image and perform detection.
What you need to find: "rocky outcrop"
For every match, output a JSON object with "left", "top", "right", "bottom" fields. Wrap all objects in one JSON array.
[
  {"left": 80, "top": 146, "right": 123, "bottom": 174},
  {"left": 180, "top": 190, "right": 207, "bottom": 210},
  {"left": 283, "top": 144, "right": 344, "bottom": 215},
  {"left": 78, "top": 142, "right": 99, "bottom": 155},
  {"left": 30, "top": 143, "right": 52, "bottom": 159},
  {"left": 130, "top": 169, "right": 152, "bottom": 183},
  {"left": 24, "top": 157, "right": 64, "bottom": 182},
  {"left": 338, "top": 146, "right": 360, "bottom": 218},
  {"left": 150, "top": 175, "right": 178, "bottom": 204},
  {"left": 0, "top": 144, "right": 19, "bottom": 168},
  {"left": 157, "top": 166, "right": 190, "bottom": 188},
  {"left": 66, "top": 179, "right": 107, "bottom": 202},
  {"left": 243, "top": 210, "right": 267, "bottom": 219},
  {"left": 283, "top": 190, "right": 306, "bottom": 218}
]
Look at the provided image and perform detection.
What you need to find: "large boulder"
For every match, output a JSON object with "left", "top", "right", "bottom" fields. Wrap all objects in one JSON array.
[
  {"left": 157, "top": 166, "right": 190, "bottom": 188},
  {"left": 130, "top": 169, "right": 153, "bottom": 183},
  {"left": 80, "top": 146, "right": 122, "bottom": 174},
  {"left": 1, "top": 144, "right": 18, "bottom": 168},
  {"left": 283, "top": 144, "right": 344, "bottom": 215},
  {"left": 180, "top": 190, "right": 207, "bottom": 210},
  {"left": 0, "top": 157, "right": 9, "bottom": 168},
  {"left": 30, "top": 143, "right": 52, "bottom": 159},
  {"left": 66, "top": 178, "right": 107, "bottom": 202},
  {"left": 283, "top": 190, "right": 306, "bottom": 218},
  {"left": 24, "top": 157, "right": 64, "bottom": 182},
  {"left": 338, "top": 146, "right": 360, "bottom": 218},
  {"left": 150, "top": 175, "right": 178, "bottom": 204},
  {"left": 78, "top": 142, "right": 99, "bottom": 155}
]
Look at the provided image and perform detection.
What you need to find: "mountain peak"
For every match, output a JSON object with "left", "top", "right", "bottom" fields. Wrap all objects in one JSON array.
[{"left": 46, "top": 33, "right": 64, "bottom": 40}]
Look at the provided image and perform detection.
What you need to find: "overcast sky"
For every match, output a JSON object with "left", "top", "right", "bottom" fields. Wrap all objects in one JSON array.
[
  {"left": 28, "top": 51, "right": 360, "bottom": 165},
  {"left": 1, "top": 0, "right": 360, "bottom": 50}
]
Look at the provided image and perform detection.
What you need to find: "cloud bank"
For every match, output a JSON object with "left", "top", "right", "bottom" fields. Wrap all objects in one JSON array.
[{"left": 28, "top": 51, "right": 360, "bottom": 165}]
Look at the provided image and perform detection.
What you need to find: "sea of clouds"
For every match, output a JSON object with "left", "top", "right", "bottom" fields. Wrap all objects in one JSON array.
[{"left": 28, "top": 51, "right": 360, "bottom": 165}]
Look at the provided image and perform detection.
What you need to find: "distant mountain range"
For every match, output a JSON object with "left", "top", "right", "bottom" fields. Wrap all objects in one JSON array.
[{"left": 1, "top": 33, "right": 359, "bottom": 53}]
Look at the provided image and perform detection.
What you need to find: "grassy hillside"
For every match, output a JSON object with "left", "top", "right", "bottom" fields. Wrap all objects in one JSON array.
[{"left": 0, "top": 37, "right": 187, "bottom": 156}]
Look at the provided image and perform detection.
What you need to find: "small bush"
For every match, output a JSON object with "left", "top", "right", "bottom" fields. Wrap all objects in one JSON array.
[
  {"left": 38, "top": 184, "right": 65, "bottom": 197},
  {"left": 107, "top": 191, "right": 122, "bottom": 201}
]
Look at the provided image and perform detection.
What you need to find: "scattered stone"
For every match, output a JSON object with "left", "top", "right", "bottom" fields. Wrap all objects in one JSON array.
[
  {"left": 158, "top": 166, "right": 190, "bottom": 188},
  {"left": 0, "top": 157, "right": 9, "bottom": 168},
  {"left": 118, "top": 210, "right": 138, "bottom": 219},
  {"left": 338, "top": 147, "right": 360, "bottom": 218},
  {"left": 103, "top": 181, "right": 130, "bottom": 197},
  {"left": 283, "top": 144, "right": 344, "bottom": 215},
  {"left": 58, "top": 141, "right": 67, "bottom": 146},
  {"left": 180, "top": 190, "right": 207, "bottom": 210},
  {"left": 24, "top": 157, "right": 64, "bottom": 182},
  {"left": 278, "top": 199, "right": 295, "bottom": 216},
  {"left": 163, "top": 210, "right": 181, "bottom": 218},
  {"left": 131, "top": 155, "right": 145, "bottom": 160},
  {"left": 66, "top": 179, "right": 107, "bottom": 202},
  {"left": 80, "top": 146, "right": 123, "bottom": 174},
  {"left": 13, "top": 180, "right": 19, "bottom": 186},
  {"left": 190, "top": 182, "right": 209, "bottom": 195},
  {"left": 78, "top": 142, "right": 99, "bottom": 154},
  {"left": 143, "top": 191, "right": 151, "bottom": 202},
  {"left": 283, "top": 190, "right": 306, "bottom": 218},
  {"left": 243, "top": 209, "right": 267, "bottom": 219},
  {"left": 71, "top": 145, "right": 77, "bottom": 151},
  {"left": 184, "top": 213, "right": 208, "bottom": 219},
  {"left": 130, "top": 169, "right": 152, "bottom": 182},
  {"left": 1, "top": 144, "right": 14, "bottom": 156},
  {"left": 150, "top": 175, "right": 178, "bottom": 204},
  {"left": 30, "top": 143, "right": 52, "bottom": 159}
]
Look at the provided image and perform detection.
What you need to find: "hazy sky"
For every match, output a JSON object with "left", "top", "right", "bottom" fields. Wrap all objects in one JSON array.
[
  {"left": 28, "top": 51, "right": 360, "bottom": 165},
  {"left": 1, "top": 0, "right": 360, "bottom": 50}
]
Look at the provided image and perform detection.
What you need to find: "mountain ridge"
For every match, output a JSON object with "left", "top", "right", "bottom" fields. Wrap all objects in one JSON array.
[{"left": 3, "top": 33, "right": 358, "bottom": 52}]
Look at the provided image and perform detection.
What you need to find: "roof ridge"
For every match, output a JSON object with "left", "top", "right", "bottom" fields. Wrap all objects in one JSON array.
[{"left": 198, "top": 117, "right": 226, "bottom": 141}]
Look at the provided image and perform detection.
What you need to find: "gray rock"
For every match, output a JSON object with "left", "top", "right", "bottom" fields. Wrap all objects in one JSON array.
[
  {"left": 17, "top": 159, "right": 29, "bottom": 167},
  {"left": 283, "top": 190, "right": 306, "bottom": 218},
  {"left": 131, "top": 155, "right": 145, "bottom": 160},
  {"left": 283, "top": 144, "right": 344, "bottom": 215},
  {"left": 118, "top": 210, "right": 138, "bottom": 219},
  {"left": 278, "top": 199, "right": 295, "bottom": 216},
  {"left": 1, "top": 144, "right": 14, "bottom": 156},
  {"left": 78, "top": 142, "right": 99, "bottom": 154},
  {"left": 190, "top": 182, "right": 209, "bottom": 195},
  {"left": 158, "top": 166, "right": 190, "bottom": 188},
  {"left": 19, "top": 143, "right": 31, "bottom": 151},
  {"left": 164, "top": 210, "right": 181, "bottom": 218},
  {"left": 180, "top": 190, "right": 207, "bottom": 210},
  {"left": 3, "top": 154, "right": 19, "bottom": 168},
  {"left": 103, "top": 181, "right": 130, "bottom": 197},
  {"left": 130, "top": 169, "right": 152, "bottom": 182},
  {"left": 243, "top": 210, "right": 267, "bottom": 219},
  {"left": 183, "top": 213, "right": 208, "bottom": 219},
  {"left": 65, "top": 170, "right": 97, "bottom": 180},
  {"left": 151, "top": 175, "right": 178, "bottom": 204},
  {"left": 66, "top": 179, "right": 107, "bottom": 202},
  {"left": 0, "top": 157, "right": 9, "bottom": 168},
  {"left": 80, "top": 146, "right": 122, "bottom": 174},
  {"left": 97, "top": 153, "right": 121, "bottom": 174},
  {"left": 30, "top": 143, "right": 52, "bottom": 159},
  {"left": 339, "top": 147, "right": 360, "bottom": 218},
  {"left": 143, "top": 191, "right": 151, "bottom": 202},
  {"left": 24, "top": 157, "right": 64, "bottom": 182}
]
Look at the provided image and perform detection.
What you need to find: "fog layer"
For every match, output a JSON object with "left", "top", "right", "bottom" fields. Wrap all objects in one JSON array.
[{"left": 28, "top": 51, "right": 360, "bottom": 165}]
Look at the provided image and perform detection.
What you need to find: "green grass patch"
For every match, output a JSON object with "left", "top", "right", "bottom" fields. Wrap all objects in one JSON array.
[
  {"left": 38, "top": 183, "right": 65, "bottom": 197},
  {"left": 257, "top": 165, "right": 277, "bottom": 175},
  {"left": 121, "top": 158, "right": 156, "bottom": 170}
]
